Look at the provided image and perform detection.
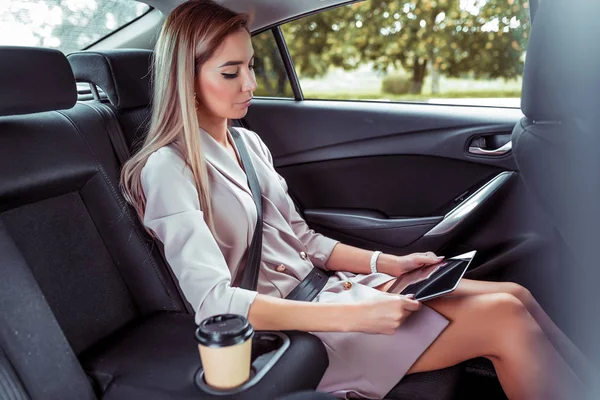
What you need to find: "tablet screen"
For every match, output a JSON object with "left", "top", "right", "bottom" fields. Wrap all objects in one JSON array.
[
  {"left": 401, "top": 259, "right": 469, "bottom": 300},
  {"left": 386, "top": 251, "right": 476, "bottom": 301}
]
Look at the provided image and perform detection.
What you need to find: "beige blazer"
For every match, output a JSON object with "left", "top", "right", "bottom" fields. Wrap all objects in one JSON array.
[
  {"left": 141, "top": 127, "right": 345, "bottom": 323},
  {"left": 141, "top": 127, "right": 449, "bottom": 399}
]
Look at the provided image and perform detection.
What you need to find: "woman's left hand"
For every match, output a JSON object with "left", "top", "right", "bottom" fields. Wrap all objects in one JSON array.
[{"left": 379, "top": 251, "right": 444, "bottom": 277}]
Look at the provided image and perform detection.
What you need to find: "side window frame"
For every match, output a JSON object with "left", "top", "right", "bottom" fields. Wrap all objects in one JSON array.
[
  {"left": 271, "top": 26, "right": 303, "bottom": 100},
  {"left": 253, "top": 1, "right": 530, "bottom": 109},
  {"left": 251, "top": 2, "right": 361, "bottom": 101}
]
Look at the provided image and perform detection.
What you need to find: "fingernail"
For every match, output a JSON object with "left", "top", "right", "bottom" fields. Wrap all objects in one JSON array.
[{"left": 437, "top": 255, "right": 445, "bottom": 259}]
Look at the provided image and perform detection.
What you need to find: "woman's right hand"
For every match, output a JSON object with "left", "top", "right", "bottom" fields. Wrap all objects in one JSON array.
[{"left": 349, "top": 294, "right": 422, "bottom": 334}]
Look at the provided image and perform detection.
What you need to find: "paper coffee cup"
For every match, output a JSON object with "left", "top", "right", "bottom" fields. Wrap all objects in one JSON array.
[{"left": 195, "top": 314, "right": 254, "bottom": 390}]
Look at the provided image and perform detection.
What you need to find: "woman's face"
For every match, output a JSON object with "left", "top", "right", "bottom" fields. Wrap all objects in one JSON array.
[{"left": 196, "top": 29, "right": 257, "bottom": 121}]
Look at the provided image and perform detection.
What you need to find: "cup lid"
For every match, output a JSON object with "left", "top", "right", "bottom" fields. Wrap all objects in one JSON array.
[{"left": 195, "top": 314, "right": 254, "bottom": 347}]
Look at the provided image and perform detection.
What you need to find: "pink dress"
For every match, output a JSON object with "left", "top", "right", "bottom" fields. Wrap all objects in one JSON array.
[{"left": 141, "top": 127, "right": 449, "bottom": 399}]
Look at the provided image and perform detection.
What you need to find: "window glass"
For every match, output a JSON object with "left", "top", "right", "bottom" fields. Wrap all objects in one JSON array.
[
  {"left": 281, "top": 0, "right": 529, "bottom": 108},
  {"left": 251, "top": 29, "right": 293, "bottom": 98},
  {"left": 0, "top": 0, "right": 151, "bottom": 54}
]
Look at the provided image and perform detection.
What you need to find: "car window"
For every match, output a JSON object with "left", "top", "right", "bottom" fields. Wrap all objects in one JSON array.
[
  {"left": 275, "top": 0, "right": 530, "bottom": 108},
  {"left": 0, "top": 0, "right": 151, "bottom": 54},
  {"left": 251, "top": 29, "right": 293, "bottom": 98}
]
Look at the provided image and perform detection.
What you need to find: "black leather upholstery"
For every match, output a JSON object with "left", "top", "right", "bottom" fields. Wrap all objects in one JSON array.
[
  {"left": 0, "top": 46, "right": 331, "bottom": 400},
  {"left": 0, "top": 105, "right": 188, "bottom": 353},
  {"left": 81, "top": 313, "right": 329, "bottom": 400},
  {"left": 67, "top": 50, "right": 152, "bottom": 109},
  {"left": 0, "top": 46, "right": 183, "bottom": 397},
  {"left": 0, "top": 222, "right": 96, "bottom": 400},
  {"left": 385, "top": 366, "right": 462, "bottom": 400},
  {"left": 0, "top": 46, "right": 76, "bottom": 116},
  {"left": 68, "top": 50, "right": 153, "bottom": 151}
]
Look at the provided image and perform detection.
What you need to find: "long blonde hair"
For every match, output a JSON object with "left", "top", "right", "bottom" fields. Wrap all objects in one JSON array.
[{"left": 120, "top": 0, "right": 249, "bottom": 234}]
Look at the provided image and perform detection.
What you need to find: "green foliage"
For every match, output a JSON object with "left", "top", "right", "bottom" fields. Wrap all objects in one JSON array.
[
  {"left": 281, "top": 0, "right": 530, "bottom": 94},
  {"left": 251, "top": 32, "right": 293, "bottom": 97},
  {"left": 381, "top": 73, "right": 411, "bottom": 94}
]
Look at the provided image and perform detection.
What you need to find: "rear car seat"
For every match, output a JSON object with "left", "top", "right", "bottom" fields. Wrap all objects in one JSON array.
[
  {"left": 67, "top": 49, "right": 154, "bottom": 154},
  {"left": 67, "top": 49, "right": 464, "bottom": 400},
  {"left": 0, "top": 46, "right": 328, "bottom": 399}
]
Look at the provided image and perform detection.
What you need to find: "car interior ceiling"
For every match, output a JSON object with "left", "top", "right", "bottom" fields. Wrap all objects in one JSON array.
[{"left": 2, "top": 0, "right": 598, "bottom": 399}]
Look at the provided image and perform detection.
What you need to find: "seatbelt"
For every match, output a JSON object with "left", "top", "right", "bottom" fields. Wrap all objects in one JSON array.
[
  {"left": 230, "top": 128, "right": 333, "bottom": 300},
  {"left": 84, "top": 102, "right": 131, "bottom": 164},
  {"left": 230, "top": 127, "right": 263, "bottom": 291},
  {"left": 156, "top": 242, "right": 196, "bottom": 315}
]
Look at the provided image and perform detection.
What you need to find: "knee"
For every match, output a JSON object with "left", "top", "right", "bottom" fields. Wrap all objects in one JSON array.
[
  {"left": 486, "top": 293, "right": 544, "bottom": 345},
  {"left": 503, "top": 282, "right": 534, "bottom": 308},
  {"left": 486, "top": 292, "right": 528, "bottom": 317}
]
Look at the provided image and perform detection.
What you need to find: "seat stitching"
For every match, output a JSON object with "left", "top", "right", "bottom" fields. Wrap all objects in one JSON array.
[{"left": 56, "top": 109, "right": 180, "bottom": 311}]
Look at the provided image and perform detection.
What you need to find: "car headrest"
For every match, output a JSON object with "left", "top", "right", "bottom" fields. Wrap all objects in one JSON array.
[
  {"left": 67, "top": 50, "right": 153, "bottom": 110},
  {"left": 521, "top": 0, "right": 600, "bottom": 121},
  {"left": 0, "top": 46, "right": 77, "bottom": 117}
]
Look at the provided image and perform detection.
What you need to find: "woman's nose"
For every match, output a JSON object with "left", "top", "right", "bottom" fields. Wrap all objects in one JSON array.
[{"left": 241, "top": 70, "right": 257, "bottom": 92}]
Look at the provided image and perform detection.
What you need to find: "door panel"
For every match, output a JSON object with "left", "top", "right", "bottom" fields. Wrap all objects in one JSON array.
[
  {"left": 304, "top": 209, "right": 443, "bottom": 249},
  {"left": 277, "top": 155, "right": 502, "bottom": 217},
  {"left": 242, "top": 99, "right": 553, "bottom": 277},
  {"left": 245, "top": 100, "right": 520, "bottom": 170}
]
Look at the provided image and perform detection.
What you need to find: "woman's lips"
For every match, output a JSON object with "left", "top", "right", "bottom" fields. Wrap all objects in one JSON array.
[{"left": 238, "top": 98, "right": 252, "bottom": 107}]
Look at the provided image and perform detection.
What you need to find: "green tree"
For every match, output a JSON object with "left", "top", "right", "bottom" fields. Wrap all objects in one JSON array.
[
  {"left": 280, "top": 0, "right": 529, "bottom": 94},
  {"left": 444, "top": 0, "right": 529, "bottom": 80},
  {"left": 280, "top": 5, "right": 359, "bottom": 78},
  {"left": 251, "top": 31, "right": 293, "bottom": 97}
]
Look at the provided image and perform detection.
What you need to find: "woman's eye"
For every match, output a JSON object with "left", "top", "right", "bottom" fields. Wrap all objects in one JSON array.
[
  {"left": 249, "top": 64, "right": 254, "bottom": 70},
  {"left": 221, "top": 73, "right": 238, "bottom": 80}
]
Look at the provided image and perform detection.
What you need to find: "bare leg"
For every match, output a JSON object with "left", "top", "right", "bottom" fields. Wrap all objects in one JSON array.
[
  {"left": 452, "top": 279, "right": 595, "bottom": 384},
  {"left": 404, "top": 293, "right": 582, "bottom": 400}
]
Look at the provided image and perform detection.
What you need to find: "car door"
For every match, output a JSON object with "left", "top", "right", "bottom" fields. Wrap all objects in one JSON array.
[{"left": 242, "top": 0, "right": 553, "bottom": 287}]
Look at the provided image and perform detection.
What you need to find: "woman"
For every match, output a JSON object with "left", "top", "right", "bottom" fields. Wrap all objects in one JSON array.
[{"left": 120, "top": 1, "right": 587, "bottom": 398}]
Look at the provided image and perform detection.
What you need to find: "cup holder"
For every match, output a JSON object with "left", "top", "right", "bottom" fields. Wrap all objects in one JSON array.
[{"left": 194, "top": 331, "right": 290, "bottom": 395}]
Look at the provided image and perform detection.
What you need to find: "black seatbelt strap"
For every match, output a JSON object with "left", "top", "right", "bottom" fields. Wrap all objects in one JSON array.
[
  {"left": 230, "top": 127, "right": 263, "bottom": 291},
  {"left": 85, "top": 102, "right": 130, "bottom": 165},
  {"left": 229, "top": 128, "right": 333, "bottom": 301}
]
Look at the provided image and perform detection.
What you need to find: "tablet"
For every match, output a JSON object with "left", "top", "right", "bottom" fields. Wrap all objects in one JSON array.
[{"left": 387, "top": 251, "right": 476, "bottom": 301}]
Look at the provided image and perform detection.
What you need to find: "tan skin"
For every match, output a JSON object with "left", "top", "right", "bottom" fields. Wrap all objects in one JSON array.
[{"left": 194, "top": 29, "right": 586, "bottom": 399}]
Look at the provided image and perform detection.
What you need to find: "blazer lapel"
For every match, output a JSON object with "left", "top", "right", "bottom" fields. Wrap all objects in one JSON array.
[{"left": 199, "top": 127, "right": 251, "bottom": 195}]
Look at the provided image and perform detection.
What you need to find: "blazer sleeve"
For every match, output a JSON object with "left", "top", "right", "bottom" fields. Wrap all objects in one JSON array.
[
  {"left": 141, "top": 149, "right": 258, "bottom": 324},
  {"left": 249, "top": 131, "right": 340, "bottom": 269}
]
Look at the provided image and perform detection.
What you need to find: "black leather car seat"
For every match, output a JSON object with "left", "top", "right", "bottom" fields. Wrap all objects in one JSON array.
[
  {"left": 0, "top": 45, "right": 190, "bottom": 399},
  {"left": 67, "top": 49, "right": 153, "bottom": 154},
  {"left": 0, "top": 46, "right": 329, "bottom": 399}
]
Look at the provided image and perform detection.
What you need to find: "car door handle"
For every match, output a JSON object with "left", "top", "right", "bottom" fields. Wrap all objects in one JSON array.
[{"left": 468, "top": 140, "right": 512, "bottom": 156}]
